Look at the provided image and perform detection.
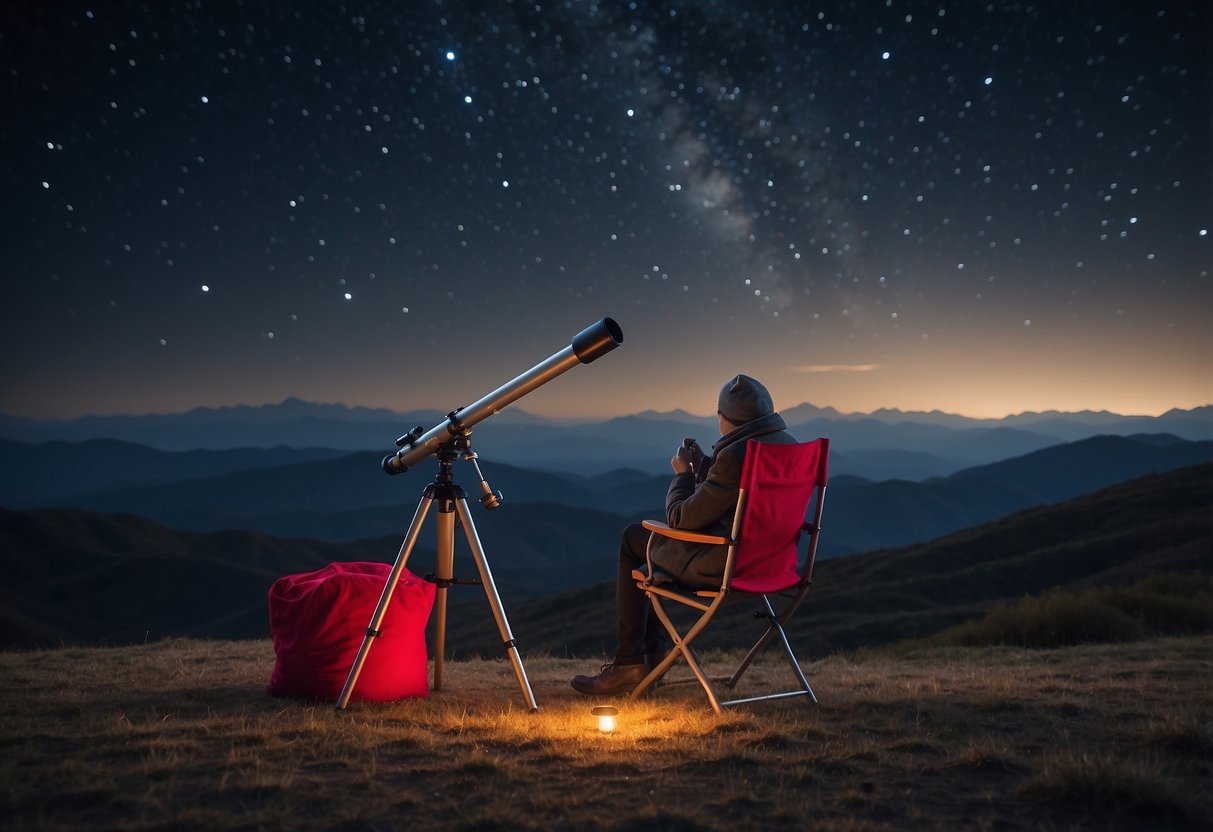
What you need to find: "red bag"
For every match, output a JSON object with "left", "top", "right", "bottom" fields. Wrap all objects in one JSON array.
[{"left": 268, "top": 562, "right": 435, "bottom": 702}]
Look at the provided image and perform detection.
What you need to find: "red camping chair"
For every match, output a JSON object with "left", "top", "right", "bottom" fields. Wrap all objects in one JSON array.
[{"left": 631, "top": 438, "right": 829, "bottom": 713}]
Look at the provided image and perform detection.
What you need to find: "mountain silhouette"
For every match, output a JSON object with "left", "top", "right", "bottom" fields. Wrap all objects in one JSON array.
[
  {"left": 2, "top": 401, "right": 1208, "bottom": 476},
  {"left": 5, "top": 464, "right": 1205, "bottom": 654},
  {"left": 0, "top": 438, "right": 347, "bottom": 507},
  {"left": 7, "top": 434, "right": 1206, "bottom": 559},
  {"left": 823, "top": 434, "right": 1212, "bottom": 553}
]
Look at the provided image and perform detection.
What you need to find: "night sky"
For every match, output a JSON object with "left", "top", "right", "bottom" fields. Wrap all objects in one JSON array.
[{"left": 3, "top": 1, "right": 1209, "bottom": 422}]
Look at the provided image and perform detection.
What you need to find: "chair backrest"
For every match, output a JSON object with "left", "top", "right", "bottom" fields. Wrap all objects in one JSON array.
[{"left": 728, "top": 438, "right": 829, "bottom": 593}]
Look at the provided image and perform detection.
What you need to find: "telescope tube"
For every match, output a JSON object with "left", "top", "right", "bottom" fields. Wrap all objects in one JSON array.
[{"left": 384, "top": 317, "right": 623, "bottom": 474}]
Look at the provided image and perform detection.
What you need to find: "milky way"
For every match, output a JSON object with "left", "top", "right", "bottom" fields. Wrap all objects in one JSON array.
[{"left": 2, "top": 1, "right": 1209, "bottom": 419}]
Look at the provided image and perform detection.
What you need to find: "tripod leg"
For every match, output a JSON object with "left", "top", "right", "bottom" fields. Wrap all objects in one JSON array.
[
  {"left": 431, "top": 498, "right": 456, "bottom": 691},
  {"left": 336, "top": 493, "right": 434, "bottom": 709},
  {"left": 454, "top": 497, "right": 539, "bottom": 712}
]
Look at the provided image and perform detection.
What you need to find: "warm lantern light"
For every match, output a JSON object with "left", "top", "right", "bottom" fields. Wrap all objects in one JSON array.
[{"left": 592, "top": 705, "right": 618, "bottom": 733}]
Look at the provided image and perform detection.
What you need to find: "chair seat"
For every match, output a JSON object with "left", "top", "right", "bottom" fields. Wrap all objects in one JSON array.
[{"left": 631, "top": 567, "right": 719, "bottom": 599}]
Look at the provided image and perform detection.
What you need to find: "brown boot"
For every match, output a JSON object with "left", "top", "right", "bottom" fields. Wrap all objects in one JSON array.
[{"left": 570, "top": 661, "right": 647, "bottom": 696}]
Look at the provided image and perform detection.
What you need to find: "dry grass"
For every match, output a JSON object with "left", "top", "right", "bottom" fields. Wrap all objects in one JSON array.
[
  {"left": 883, "top": 573, "right": 1213, "bottom": 653},
  {"left": 2, "top": 636, "right": 1211, "bottom": 831}
]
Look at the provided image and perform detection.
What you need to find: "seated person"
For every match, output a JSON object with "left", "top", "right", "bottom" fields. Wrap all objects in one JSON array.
[{"left": 571, "top": 374, "right": 796, "bottom": 695}]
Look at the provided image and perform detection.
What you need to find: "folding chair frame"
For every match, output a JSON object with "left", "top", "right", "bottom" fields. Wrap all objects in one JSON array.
[{"left": 630, "top": 441, "right": 828, "bottom": 714}]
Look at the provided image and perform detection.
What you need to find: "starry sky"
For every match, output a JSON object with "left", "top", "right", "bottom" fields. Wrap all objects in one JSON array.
[{"left": 2, "top": 1, "right": 1210, "bottom": 422}]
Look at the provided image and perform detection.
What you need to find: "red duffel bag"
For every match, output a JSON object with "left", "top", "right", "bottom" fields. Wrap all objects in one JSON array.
[{"left": 268, "top": 561, "right": 435, "bottom": 702}]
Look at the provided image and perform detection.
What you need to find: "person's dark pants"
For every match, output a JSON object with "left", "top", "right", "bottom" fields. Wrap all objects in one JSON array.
[{"left": 615, "top": 522, "right": 664, "bottom": 664}]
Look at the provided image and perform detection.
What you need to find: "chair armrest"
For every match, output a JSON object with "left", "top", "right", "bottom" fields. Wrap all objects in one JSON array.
[{"left": 642, "top": 519, "right": 731, "bottom": 546}]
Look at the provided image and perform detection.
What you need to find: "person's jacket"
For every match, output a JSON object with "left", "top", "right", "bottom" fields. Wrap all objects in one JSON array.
[{"left": 647, "top": 411, "right": 796, "bottom": 587}]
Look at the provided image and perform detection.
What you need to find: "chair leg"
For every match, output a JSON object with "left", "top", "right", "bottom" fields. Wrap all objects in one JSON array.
[
  {"left": 630, "top": 645, "right": 677, "bottom": 700},
  {"left": 726, "top": 593, "right": 787, "bottom": 687},
  {"left": 634, "top": 591, "right": 818, "bottom": 711},
  {"left": 724, "top": 595, "right": 817, "bottom": 704},
  {"left": 635, "top": 594, "right": 724, "bottom": 713},
  {"left": 726, "top": 626, "right": 774, "bottom": 688},
  {"left": 762, "top": 595, "right": 817, "bottom": 703}
]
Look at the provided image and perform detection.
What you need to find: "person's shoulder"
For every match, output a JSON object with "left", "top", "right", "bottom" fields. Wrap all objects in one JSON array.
[
  {"left": 712, "top": 440, "right": 747, "bottom": 470},
  {"left": 752, "top": 429, "right": 797, "bottom": 444}
]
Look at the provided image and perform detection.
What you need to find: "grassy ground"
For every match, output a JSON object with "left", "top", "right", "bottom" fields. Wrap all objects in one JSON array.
[{"left": 2, "top": 636, "right": 1211, "bottom": 831}]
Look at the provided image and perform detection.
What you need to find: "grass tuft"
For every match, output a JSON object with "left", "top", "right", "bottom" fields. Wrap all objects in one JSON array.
[
  {"left": 1135, "top": 711, "right": 1213, "bottom": 759},
  {"left": 1021, "top": 750, "right": 1204, "bottom": 826},
  {"left": 612, "top": 813, "right": 717, "bottom": 831},
  {"left": 885, "top": 573, "right": 1213, "bottom": 652}
]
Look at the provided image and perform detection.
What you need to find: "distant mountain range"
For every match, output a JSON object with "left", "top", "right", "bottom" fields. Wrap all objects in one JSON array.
[
  {"left": 4, "top": 464, "right": 1208, "bottom": 653},
  {"left": 2, "top": 399, "right": 1209, "bottom": 477},
  {"left": 2, "top": 433, "right": 1210, "bottom": 591}
]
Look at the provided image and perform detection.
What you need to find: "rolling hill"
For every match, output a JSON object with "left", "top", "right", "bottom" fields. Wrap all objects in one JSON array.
[
  {"left": 0, "top": 438, "right": 348, "bottom": 507},
  {"left": 446, "top": 464, "right": 1213, "bottom": 660},
  {"left": 2, "top": 464, "right": 1208, "bottom": 656},
  {"left": 0, "top": 509, "right": 391, "bottom": 648}
]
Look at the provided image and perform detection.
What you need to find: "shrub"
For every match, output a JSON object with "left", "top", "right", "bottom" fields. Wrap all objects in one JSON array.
[{"left": 900, "top": 573, "right": 1213, "bottom": 650}]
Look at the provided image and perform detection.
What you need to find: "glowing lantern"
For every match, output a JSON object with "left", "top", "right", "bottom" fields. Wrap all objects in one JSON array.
[{"left": 592, "top": 705, "right": 618, "bottom": 733}]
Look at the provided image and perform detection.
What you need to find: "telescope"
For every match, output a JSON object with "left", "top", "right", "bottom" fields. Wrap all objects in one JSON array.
[
  {"left": 383, "top": 317, "right": 624, "bottom": 474},
  {"left": 337, "top": 316, "right": 623, "bottom": 711}
]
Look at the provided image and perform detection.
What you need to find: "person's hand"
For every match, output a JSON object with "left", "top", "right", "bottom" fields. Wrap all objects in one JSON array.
[
  {"left": 671, "top": 445, "right": 693, "bottom": 474},
  {"left": 671, "top": 438, "right": 704, "bottom": 475}
]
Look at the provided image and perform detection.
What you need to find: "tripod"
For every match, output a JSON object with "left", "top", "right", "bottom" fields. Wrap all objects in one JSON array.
[{"left": 336, "top": 438, "right": 537, "bottom": 711}]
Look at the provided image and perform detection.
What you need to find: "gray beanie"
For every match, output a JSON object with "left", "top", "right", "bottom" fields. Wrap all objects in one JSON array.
[{"left": 717, "top": 374, "right": 774, "bottom": 424}]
